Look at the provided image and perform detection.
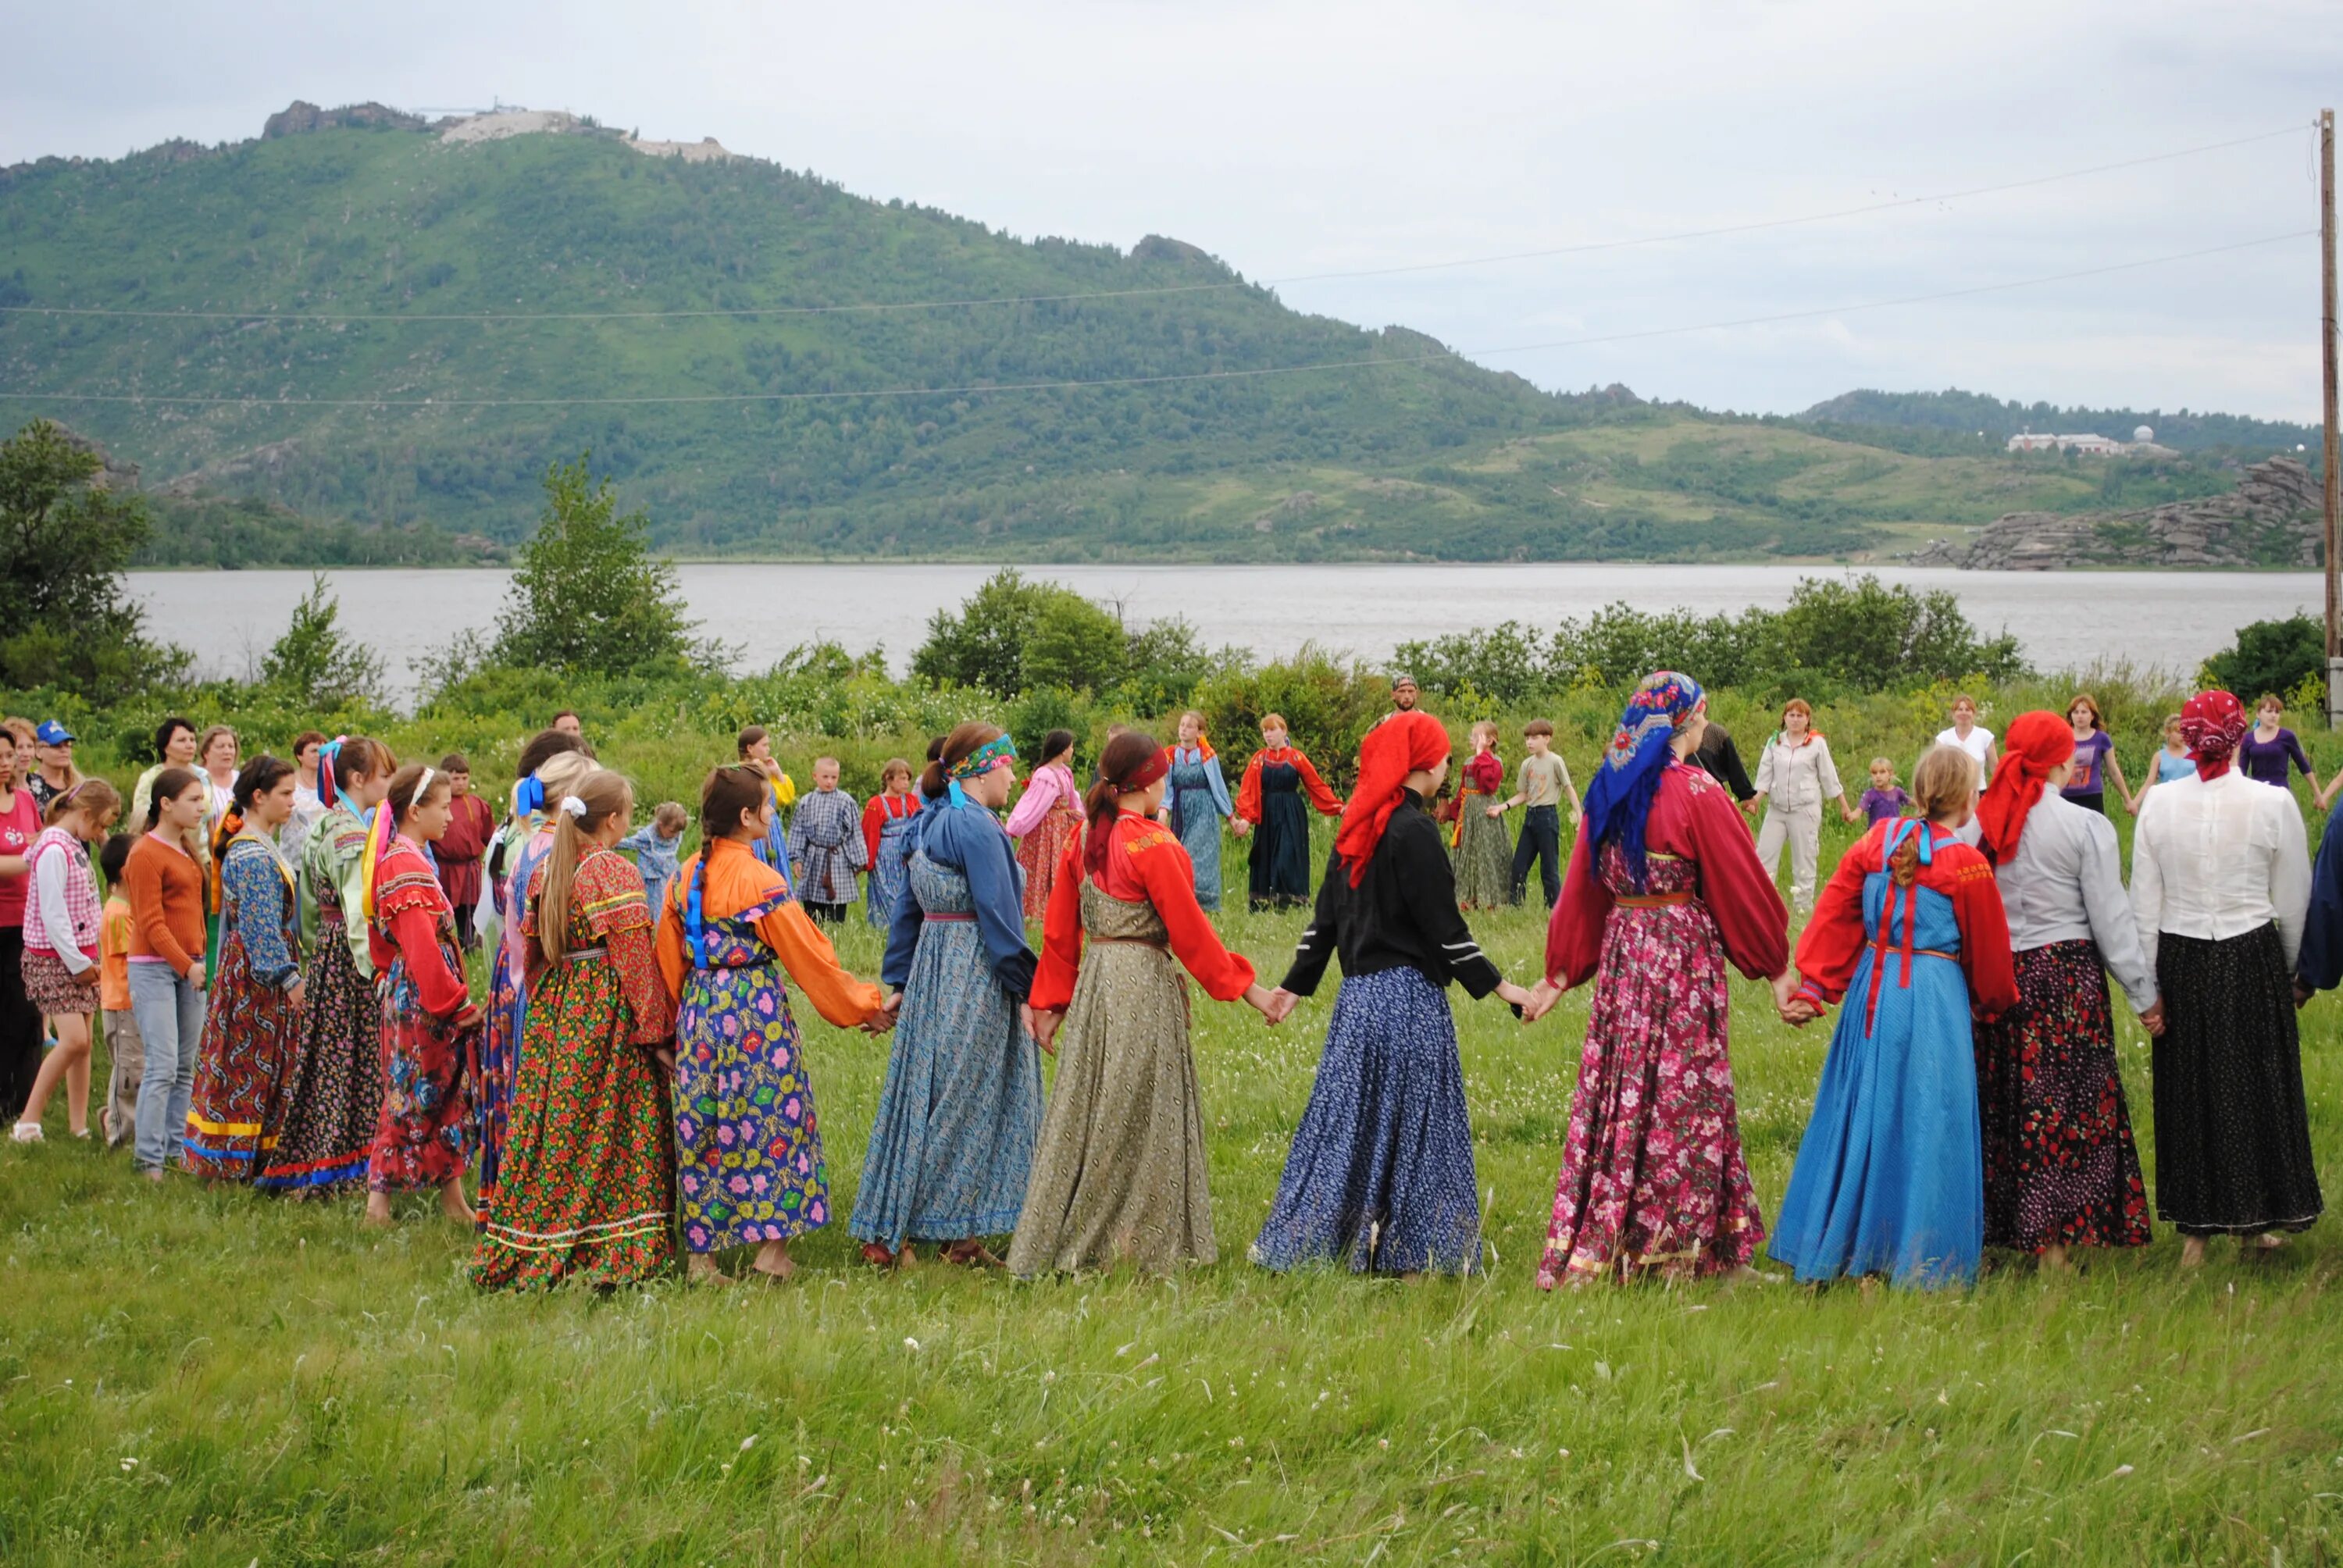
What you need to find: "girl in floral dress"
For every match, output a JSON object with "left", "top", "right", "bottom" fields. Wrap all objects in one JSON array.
[
  {"left": 363, "top": 764, "right": 482, "bottom": 1227},
  {"left": 1529, "top": 672, "right": 1792, "bottom": 1287},
  {"left": 476, "top": 735, "right": 594, "bottom": 1227},
  {"left": 654, "top": 764, "right": 890, "bottom": 1282},
  {"left": 260, "top": 737, "right": 392, "bottom": 1196},
  {"left": 1006, "top": 730, "right": 1083, "bottom": 921},
  {"left": 473, "top": 769, "right": 677, "bottom": 1291},
  {"left": 183, "top": 757, "right": 304, "bottom": 1181},
  {"left": 1450, "top": 721, "right": 1514, "bottom": 910}
]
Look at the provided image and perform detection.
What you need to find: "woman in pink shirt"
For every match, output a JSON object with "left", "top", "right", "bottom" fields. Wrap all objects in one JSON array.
[{"left": 1005, "top": 729, "right": 1084, "bottom": 921}]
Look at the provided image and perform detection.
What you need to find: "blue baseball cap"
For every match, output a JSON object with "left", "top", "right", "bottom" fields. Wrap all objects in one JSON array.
[{"left": 34, "top": 721, "right": 73, "bottom": 746}]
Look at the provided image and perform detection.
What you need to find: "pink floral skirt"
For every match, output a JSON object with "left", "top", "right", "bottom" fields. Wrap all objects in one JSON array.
[{"left": 1537, "top": 899, "right": 1764, "bottom": 1286}]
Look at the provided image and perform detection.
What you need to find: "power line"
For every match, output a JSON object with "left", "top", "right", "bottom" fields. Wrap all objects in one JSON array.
[
  {"left": 0, "top": 123, "right": 2306, "bottom": 326},
  {"left": 0, "top": 230, "right": 2308, "bottom": 410}
]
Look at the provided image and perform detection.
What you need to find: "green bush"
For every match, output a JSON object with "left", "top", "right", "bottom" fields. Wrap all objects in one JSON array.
[{"left": 2200, "top": 613, "right": 2323, "bottom": 704}]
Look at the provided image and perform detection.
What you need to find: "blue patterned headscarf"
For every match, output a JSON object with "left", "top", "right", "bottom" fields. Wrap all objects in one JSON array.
[{"left": 1581, "top": 670, "right": 1706, "bottom": 889}]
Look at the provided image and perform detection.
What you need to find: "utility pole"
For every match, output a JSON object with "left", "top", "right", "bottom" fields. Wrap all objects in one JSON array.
[{"left": 2323, "top": 108, "right": 2340, "bottom": 727}]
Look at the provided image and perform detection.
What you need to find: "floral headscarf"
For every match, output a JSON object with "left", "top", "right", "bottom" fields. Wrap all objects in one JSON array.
[
  {"left": 2178, "top": 689, "right": 2248, "bottom": 781},
  {"left": 1582, "top": 670, "right": 1705, "bottom": 888}
]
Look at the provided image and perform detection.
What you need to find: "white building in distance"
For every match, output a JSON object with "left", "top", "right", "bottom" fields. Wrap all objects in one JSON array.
[{"left": 2005, "top": 429, "right": 2166, "bottom": 457}]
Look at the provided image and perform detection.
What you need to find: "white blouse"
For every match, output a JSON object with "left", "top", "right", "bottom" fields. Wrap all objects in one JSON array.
[
  {"left": 1999, "top": 791, "right": 2155, "bottom": 1011},
  {"left": 2130, "top": 768, "right": 2310, "bottom": 972},
  {"left": 1753, "top": 735, "right": 1842, "bottom": 813}
]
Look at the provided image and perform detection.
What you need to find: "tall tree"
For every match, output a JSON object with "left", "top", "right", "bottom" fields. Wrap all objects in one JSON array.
[
  {"left": 491, "top": 454, "right": 708, "bottom": 678},
  {"left": 0, "top": 419, "right": 184, "bottom": 700},
  {"left": 261, "top": 573, "right": 384, "bottom": 707}
]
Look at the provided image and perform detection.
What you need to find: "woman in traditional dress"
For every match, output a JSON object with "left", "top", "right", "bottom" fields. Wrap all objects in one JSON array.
[
  {"left": 1449, "top": 721, "right": 1515, "bottom": 910},
  {"left": 1230, "top": 714, "right": 1343, "bottom": 912},
  {"left": 1006, "top": 729, "right": 1084, "bottom": 921},
  {"left": 1771, "top": 745, "right": 2019, "bottom": 1288},
  {"left": 1008, "top": 731, "right": 1277, "bottom": 1277},
  {"left": 363, "top": 764, "right": 481, "bottom": 1226},
  {"left": 259, "top": 736, "right": 393, "bottom": 1196},
  {"left": 476, "top": 734, "right": 594, "bottom": 1226},
  {"left": 2134, "top": 690, "right": 2320, "bottom": 1266},
  {"left": 1254, "top": 711, "right": 1532, "bottom": 1277},
  {"left": 861, "top": 757, "right": 922, "bottom": 928},
  {"left": 472, "top": 769, "right": 677, "bottom": 1291},
  {"left": 853, "top": 724, "right": 1042, "bottom": 1269},
  {"left": 1528, "top": 672, "right": 1789, "bottom": 1286},
  {"left": 183, "top": 757, "right": 304, "bottom": 1181},
  {"left": 10, "top": 780, "right": 122, "bottom": 1142},
  {"left": 654, "top": 764, "right": 891, "bottom": 1282},
  {"left": 1162, "top": 711, "right": 1235, "bottom": 912},
  {"left": 1971, "top": 711, "right": 2161, "bottom": 1270}
]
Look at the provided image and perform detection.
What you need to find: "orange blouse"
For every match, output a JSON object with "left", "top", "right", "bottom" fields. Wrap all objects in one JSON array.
[{"left": 653, "top": 836, "right": 886, "bottom": 1028}]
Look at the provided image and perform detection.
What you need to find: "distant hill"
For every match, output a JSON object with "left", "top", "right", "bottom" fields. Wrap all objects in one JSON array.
[
  {"left": 1792, "top": 388, "right": 2319, "bottom": 458},
  {"left": 0, "top": 105, "right": 2320, "bottom": 564}
]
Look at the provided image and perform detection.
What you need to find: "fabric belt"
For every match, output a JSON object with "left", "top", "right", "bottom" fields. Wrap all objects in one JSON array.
[
  {"left": 924, "top": 912, "right": 975, "bottom": 923},
  {"left": 560, "top": 946, "right": 608, "bottom": 963},
  {"left": 1614, "top": 891, "right": 1692, "bottom": 909}
]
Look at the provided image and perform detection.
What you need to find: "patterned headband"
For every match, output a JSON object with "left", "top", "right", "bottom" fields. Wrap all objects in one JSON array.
[{"left": 949, "top": 734, "right": 1018, "bottom": 780}]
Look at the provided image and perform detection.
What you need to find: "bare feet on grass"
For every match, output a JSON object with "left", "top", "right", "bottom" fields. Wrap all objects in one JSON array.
[
  {"left": 2178, "top": 1236, "right": 2207, "bottom": 1269},
  {"left": 687, "top": 1254, "right": 732, "bottom": 1286},
  {"left": 2039, "top": 1244, "right": 2071, "bottom": 1274},
  {"left": 751, "top": 1240, "right": 796, "bottom": 1281},
  {"left": 439, "top": 1180, "right": 475, "bottom": 1226},
  {"left": 363, "top": 1192, "right": 394, "bottom": 1228}
]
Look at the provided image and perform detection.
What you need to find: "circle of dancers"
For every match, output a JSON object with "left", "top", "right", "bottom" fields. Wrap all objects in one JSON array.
[{"left": 0, "top": 671, "right": 2328, "bottom": 1292}]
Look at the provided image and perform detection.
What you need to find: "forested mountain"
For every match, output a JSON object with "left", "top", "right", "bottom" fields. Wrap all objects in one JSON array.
[
  {"left": 0, "top": 106, "right": 2316, "bottom": 563},
  {"left": 1792, "top": 388, "right": 2319, "bottom": 458}
]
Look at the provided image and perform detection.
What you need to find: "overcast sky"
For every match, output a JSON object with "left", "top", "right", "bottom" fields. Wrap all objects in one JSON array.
[{"left": 7, "top": 1, "right": 2337, "bottom": 421}]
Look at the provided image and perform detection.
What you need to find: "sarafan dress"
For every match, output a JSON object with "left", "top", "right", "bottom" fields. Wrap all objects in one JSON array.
[
  {"left": 1537, "top": 761, "right": 1788, "bottom": 1286},
  {"left": 1164, "top": 746, "right": 1234, "bottom": 913},
  {"left": 478, "top": 815, "right": 557, "bottom": 1224},
  {"left": 1770, "top": 818, "right": 2018, "bottom": 1288},
  {"left": 471, "top": 847, "right": 676, "bottom": 1290},
  {"left": 1006, "top": 812, "right": 1257, "bottom": 1276},
  {"left": 365, "top": 836, "right": 478, "bottom": 1194},
  {"left": 861, "top": 789, "right": 922, "bottom": 928},
  {"left": 259, "top": 804, "right": 379, "bottom": 1193},
  {"left": 1233, "top": 747, "right": 1343, "bottom": 911},
  {"left": 1451, "top": 750, "right": 1514, "bottom": 911},
  {"left": 653, "top": 836, "right": 886, "bottom": 1254},
  {"left": 851, "top": 800, "right": 1041, "bottom": 1251},
  {"left": 183, "top": 834, "right": 301, "bottom": 1181}
]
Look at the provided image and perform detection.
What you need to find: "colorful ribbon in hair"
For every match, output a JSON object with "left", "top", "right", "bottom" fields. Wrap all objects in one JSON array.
[
  {"left": 316, "top": 736, "right": 348, "bottom": 812},
  {"left": 945, "top": 733, "right": 1018, "bottom": 810},
  {"left": 513, "top": 772, "right": 549, "bottom": 819}
]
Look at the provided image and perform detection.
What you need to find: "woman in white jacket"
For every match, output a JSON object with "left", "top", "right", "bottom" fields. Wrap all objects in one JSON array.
[{"left": 1749, "top": 699, "right": 1845, "bottom": 914}]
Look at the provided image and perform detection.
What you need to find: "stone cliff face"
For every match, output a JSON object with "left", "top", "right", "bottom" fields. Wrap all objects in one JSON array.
[{"left": 1912, "top": 458, "right": 2323, "bottom": 570}]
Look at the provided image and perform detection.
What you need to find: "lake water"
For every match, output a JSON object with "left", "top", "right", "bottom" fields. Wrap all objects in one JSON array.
[{"left": 126, "top": 563, "right": 2323, "bottom": 703}]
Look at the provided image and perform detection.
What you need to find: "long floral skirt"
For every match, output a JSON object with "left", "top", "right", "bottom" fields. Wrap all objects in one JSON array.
[
  {"left": 1015, "top": 804, "right": 1079, "bottom": 922},
  {"left": 1451, "top": 789, "right": 1515, "bottom": 910},
  {"left": 1252, "top": 966, "right": 1481, "bottom": 1275},
  {"left": 1974, "top": 940, "right": 2150, "bottom": 1253},
  {"left": 2151, "top": 928, "right": 2323, "bottom": 1236},
  {"left": 1008, "top": 924, "right": 1214, "bottom": 1274},
  {"left": 181, "top": 932, "right": 297, "bottom": 1181},
  {"left": 366, "top": 951, "right": 475, "bottom": 1193},
  {"left": 258, "top": 922, "right": 380, "bottom": 1194},
  {"left": 1538, "top": 901, "right": 1763, "bottom": 1286},
  {"left": 471, "top": 955, "right": 676, "bottom": 1289},
  {"left": 674, "top": 960, "right": 828, "bottom": 1251},
  {"left": 850, "top": 907, "right": 1042, "bottom": 1248}
]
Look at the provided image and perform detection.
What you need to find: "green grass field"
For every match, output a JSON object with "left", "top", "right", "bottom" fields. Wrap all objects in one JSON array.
[{"left": 4, "top": 851, "right": 2341, "bottom": 1563}]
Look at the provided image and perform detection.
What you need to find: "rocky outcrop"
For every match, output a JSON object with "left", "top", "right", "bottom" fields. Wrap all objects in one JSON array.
[
  {"left": 157, "top": 439, "right": 303, "bottom": 498},
  {"left": 1912, "top": 458, "right": 2323, "bottom": 570},
  {"left": 263, "top": 101, "right": 428, "bottom": 139}
]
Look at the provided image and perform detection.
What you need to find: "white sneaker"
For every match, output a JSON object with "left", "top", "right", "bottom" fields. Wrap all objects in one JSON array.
[{"left": 10, "top": 1121, "right": 42, "bottom": 1143}]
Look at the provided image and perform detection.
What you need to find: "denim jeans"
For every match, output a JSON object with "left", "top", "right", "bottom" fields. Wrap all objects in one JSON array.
[
  {"left": 1510, "top": 804, "right": 1564, "bottom": 909},
  {"left": 129, "top": 962, "right": 205, "bottom": 1171}
]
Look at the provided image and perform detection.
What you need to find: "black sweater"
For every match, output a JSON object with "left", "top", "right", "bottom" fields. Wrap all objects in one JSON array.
[
  {"left": 1695, "top": 724, "right": 1755, "bottom": 802},
  {"left": 1281, "top": 792, "right": 1504, "bottom": 999}
]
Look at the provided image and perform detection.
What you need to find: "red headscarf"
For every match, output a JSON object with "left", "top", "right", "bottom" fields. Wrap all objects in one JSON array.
[
  {"left": 1083, "top": 744, "right": 1172, "bottom": 878},
  {"left": 2179, "top": 689, "right": 2248, "bottom": 781},
  {"left": 1973, "top": 709, "right": 2074, "bottom": 866},
  {"left": 1334, "top": 711, "right": 1451, "bottom": 886}
]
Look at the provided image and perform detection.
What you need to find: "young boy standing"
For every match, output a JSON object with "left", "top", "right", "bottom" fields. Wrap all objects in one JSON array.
[
  {"left": 786, "top": 757, "right": 868, "bottom": 922},
  {"left": 1499, "top": 719, "right": 1580, "bottom": 909}
]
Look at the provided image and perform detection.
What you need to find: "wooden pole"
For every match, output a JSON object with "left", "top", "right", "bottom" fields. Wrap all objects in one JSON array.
[{"left": 2323, "top": 109, "right": 2341, "bottom": 727}]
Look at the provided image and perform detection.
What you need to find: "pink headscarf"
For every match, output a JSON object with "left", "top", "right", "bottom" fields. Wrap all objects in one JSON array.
[{"left": 2178, "top": 690, "right": 2248, "bottom": 782}]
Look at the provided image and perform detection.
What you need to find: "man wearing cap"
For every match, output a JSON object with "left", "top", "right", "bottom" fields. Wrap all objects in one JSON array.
[
  {"left": 27, "top": 722, "right": 80, "bottom": 813},
  {"left": 1369, "top": 674, "right": 1422, "bottom": 732}
]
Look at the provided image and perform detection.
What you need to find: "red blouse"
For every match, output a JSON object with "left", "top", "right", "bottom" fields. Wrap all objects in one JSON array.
[
  {"left": 1233, "top": 747, "right": 1343, "bottom": 825},
  {"left": 1545, "top": 762, "right": 1789, "bottom": 989},
  {"left": 1792, "top": 819, "right": 2019, "bottom": 1021},
  {"left": 1462, "top": 750, "right": 1503, "bottom": 795},
  {"left": 861, "top": 789, "right": 920, "bottom": 868},
  {"left": 367, "top": 836, "right": 472, "bottom": 1017},
  {"left": 1032, "top": 811, "right": 1257, "bottom": 1012}
]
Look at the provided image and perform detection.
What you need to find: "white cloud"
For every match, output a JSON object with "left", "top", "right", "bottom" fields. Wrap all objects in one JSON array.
[{"left": 3, "top": 0, "right": 2333, "bottom": 419}]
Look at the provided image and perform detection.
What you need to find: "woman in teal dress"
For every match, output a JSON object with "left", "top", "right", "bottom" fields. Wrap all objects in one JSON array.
[
  {"left": 1164, "top": 710, "right": 1235, "bottom": 911},
  {"left": 851, "top": 725, "right": 1042, "bottom": 1268},
  {"left": 1771, "top": 745, "right": 2019, "bottom": 1288}
]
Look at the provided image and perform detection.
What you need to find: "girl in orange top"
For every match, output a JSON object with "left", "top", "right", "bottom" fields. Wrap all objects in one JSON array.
[
  {"left": 657, "top": 764, "right": 892, "bottom": 1282},
  {"left": 1007, "top": 732, "right": 1276, "bottom": 1277},
  {"left": 124, "top": 768, "right": 210, "bottom": 1178}
]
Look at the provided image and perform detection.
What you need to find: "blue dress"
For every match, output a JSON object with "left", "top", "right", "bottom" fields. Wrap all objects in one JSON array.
[
  {"left": 1165, "top": 747, "right": 1233, "bottom": 912},
  {"left": 865, "top": 804, "right": 921, "bottom": 928},
  {"left": 850, "top": 800, "right": 1043, "bottom": 1249},
  {"left": 1770, "top": 819, "right": 2010, "bottom": 1288}
]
